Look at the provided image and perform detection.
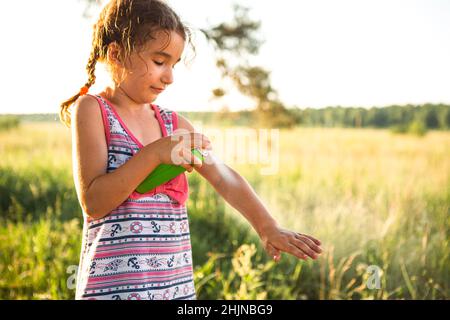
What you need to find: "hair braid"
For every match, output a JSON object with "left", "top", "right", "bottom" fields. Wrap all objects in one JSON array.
[{"left": 59, "top": 47, "right": 99, "bottom": 128}]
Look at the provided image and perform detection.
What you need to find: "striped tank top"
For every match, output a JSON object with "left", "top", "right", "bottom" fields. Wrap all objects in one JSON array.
[{"left": 75, "top": 94, "right": 196, "bottom": 300}]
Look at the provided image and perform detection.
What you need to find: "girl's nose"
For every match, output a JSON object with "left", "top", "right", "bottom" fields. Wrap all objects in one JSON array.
[{"left": 161, "top": 69, "right": 174, "bottom": 86}]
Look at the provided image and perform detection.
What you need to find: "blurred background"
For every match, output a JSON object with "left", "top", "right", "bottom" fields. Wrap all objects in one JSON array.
[{"left": 0, "top": 0, "right": 449, "bottom": 299}]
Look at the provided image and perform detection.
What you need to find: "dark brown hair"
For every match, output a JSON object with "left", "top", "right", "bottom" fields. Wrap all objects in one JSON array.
[{"left": 60, "top": 0, "right": 195, "bottom": 127}]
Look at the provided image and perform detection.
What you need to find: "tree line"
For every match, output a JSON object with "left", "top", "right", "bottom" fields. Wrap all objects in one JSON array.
[
  {"left": 290, "top": 103, "right": 450, "bottom": 130},
  {"left": 180, "top": 103, "right": 450, "bottom": 133}
]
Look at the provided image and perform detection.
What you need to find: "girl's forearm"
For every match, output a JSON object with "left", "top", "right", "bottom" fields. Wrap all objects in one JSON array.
[
  {"left": 83, "top": 143, "right": 161, "bottom": 220},
  {"left": 213, "top": 166, "right": 279, "bottom": 238}
]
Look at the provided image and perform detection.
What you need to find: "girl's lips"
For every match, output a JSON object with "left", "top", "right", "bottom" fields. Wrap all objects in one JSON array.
[{"left": 151, "top": 87, "right": 164, "bottom": 93}]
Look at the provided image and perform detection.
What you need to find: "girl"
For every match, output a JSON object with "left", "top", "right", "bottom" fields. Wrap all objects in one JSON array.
[{"left": 60, "top": 0, "right": 322, "bottom": 300}]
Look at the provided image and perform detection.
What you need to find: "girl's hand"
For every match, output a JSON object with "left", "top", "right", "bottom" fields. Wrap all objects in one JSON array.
[
  {"left": 259, "top": 225, "right": 322, "bottom": 262},
  {"left": 153, "top": 132, "right": 212, "bottom": 172}
]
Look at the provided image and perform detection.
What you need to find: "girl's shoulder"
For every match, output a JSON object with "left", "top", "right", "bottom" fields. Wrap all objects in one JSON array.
[
  {"left": 71, "top": 94, "right": 107, "bottom": 148},
  {"left": 76, "top": 93, "right": 101, "bottom": 108},
  {"left": 73, "top": 94, "right": 103, "bottom": 127}
]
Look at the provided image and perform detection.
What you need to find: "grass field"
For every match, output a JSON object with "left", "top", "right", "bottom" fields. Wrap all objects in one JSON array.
[{"left": 0, "top": 122, "right": 448, "bottom": 299}]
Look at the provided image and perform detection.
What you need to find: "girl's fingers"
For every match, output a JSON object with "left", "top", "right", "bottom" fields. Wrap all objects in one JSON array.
[
  {"left": 285, "top": 243, "right": 308, "bottom": 260},
  {"left": 266, "top": 243, "right": 281, "bottom": 262},
  {"left": 295, "top": 234, "right": 322, "bottom": 254},
  {"left": 180, "top": 163, "right": 194, "bottom": 172},
  {"left": 185, "top": 147, "right": 203, "bottom": 168},
  {"left": 182, "top": 148, "right": 203, "bottom": 171},
  {"left": 179, "top": 148, "right": 195, "bottom": 172},
  {"left": 290, "top": 238, "right": 319, "bottom": 259},
  {"left": 298, "top": 232, "right": 322, "bottom": 246},
  {"left": 189, "top": 133, "right": 212, "bottom": 150},
  {"left": 172, "top": 133, "right": 212, "bottom": 151}
]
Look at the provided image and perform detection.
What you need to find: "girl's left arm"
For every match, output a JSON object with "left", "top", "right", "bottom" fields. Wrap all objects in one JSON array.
[{"left": 177, "top": 115, "right": 322, "bottom": 262}]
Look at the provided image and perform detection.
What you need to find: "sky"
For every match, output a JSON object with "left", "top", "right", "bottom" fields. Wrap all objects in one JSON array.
[{"left": 0, "top": 0, "right": 449, "bottom": 114}]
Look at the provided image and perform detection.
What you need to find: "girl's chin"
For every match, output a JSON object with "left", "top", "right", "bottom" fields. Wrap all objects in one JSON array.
[{"left": 147, "top": 94, "right": 158, "bottom": 103}]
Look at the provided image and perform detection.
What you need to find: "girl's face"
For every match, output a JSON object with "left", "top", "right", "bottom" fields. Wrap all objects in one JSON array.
[{"left": 112, "top": 30, "right": 185, "bottom": 104}]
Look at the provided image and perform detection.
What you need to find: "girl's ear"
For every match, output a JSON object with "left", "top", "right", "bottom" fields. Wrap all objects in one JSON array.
[{"left": 107, "top": 42, "right": 124, "bottom": 68}]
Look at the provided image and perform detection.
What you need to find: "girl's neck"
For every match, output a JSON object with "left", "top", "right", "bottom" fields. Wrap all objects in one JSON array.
[{"left": 101, "top": 86, "right": 150, "bottom": 113}]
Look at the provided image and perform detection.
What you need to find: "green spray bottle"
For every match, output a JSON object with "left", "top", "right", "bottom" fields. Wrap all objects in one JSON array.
[{"left": 135, "top": 148, "right": 206, "bottom": 194}]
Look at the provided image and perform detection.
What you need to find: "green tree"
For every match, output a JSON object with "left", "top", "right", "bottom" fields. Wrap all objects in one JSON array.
[{"left": 439, "top": 105, "right": 450, "bottom": 129}]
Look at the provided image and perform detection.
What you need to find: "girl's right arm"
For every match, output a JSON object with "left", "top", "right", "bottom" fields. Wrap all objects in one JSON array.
[{"left": 71, "top": 95, "right": 209, "bottom": 220}]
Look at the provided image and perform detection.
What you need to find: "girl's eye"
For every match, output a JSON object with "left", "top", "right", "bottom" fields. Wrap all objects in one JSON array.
[{"left": 153, "top": 60, "right": 177, "bottom": 69}]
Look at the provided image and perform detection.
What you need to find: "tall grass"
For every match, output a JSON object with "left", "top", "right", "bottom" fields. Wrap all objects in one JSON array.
[
  {"left": 0, "top": 116, "right": 20, "bottom": 132},
  {"left": 0, "top": 123, "right": 448, "bottom": 299}
]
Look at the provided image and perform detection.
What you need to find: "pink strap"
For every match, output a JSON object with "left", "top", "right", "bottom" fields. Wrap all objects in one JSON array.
[
  {"left": 172, "top": 110, "right": 179, "bottom": 132},
  {"left": 152, "top": 104, "right": 168, "bottom": 137}
]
